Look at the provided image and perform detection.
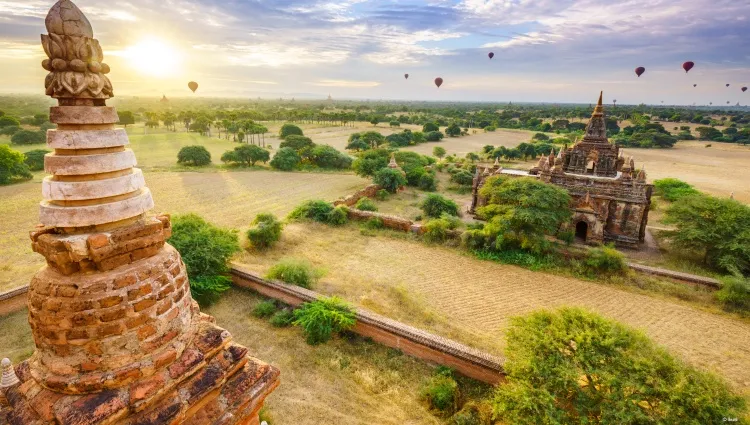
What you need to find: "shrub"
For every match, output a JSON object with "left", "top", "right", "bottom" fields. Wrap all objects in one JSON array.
[
  {"left": 252, "top": 300, "right": 277, "bottom": 318},
  {"left": 352, "top": 148, "right": 389, "bottom": 177},
  {"left": 0, "top": 116, "right": 21, "bottom": 128},
  {"left": 375, "top": 189, "right": 389, "bottom": 201},
  {"left": 425, "top": 131, "right": 444, "bottom": 142},
  {"left": 373, "top": 168, "right": 407, "bottom": 193},
  {"left": 492, "top": 307, "right": 747, "bottom": 425},
  {"left": 422, "top": 193, "right": 459, "bottom": 218},
  {"left": 270, "top": 309, "right": 296, "bottom": 327},
  {"left": 39, "top": 122, "right": 56, "bottom": 131},
  {"left": 288, "top": 200, "right": 334, "bottom": 223},
  {"left": 451, "top": 402, "right": 492, "bottom": 425},
  {"left": 310, "top": 145, "right": 352, "bottom": 169},
  {"left": 270, "top": 147, "right": 301, "bottom": 170},
  {"left": 423, "top": 122, "right": 439, "bottom": 132},
  {"left": 327, "top": 205, "right": 349, "bottom": 226},
  {"left": 580, "top": 244, "right": 627, "bottom": 276},
  {"left": 23, "top": 149, "right": 50, "bottom": 171},
  {"left": 221, "top": 145, "right": 270, "bottom": 166},
  {"left": 266, "top": 258, "right": 321, "bottom": 289},
  {"left": 279, "top": 123, "right": 303, "bottom": 139},
  {"left": 168, "top": 214, "right": 240, "bottom": 305},
  {"left": 11, "top": 129, "right": 45, "bottom": 145},
  {"left": 418, "top": 173, "right": 438, "bottom": 192},
  {"left": 450, "top": 169, "right": 474, "bottom": 186},
  {"left": 246, "top": 213, "right": 283, "bottom": 250},
  {"left": 423, "top": 218, "right": 450, "bottom": 244},
  {"left": 0, "top": 145, "right": 32, "bottom": 185},
  {"left": 556, "top": 229, "right": 575, "bottom": 245},
  {"left": 362, "top": 217, "right": 384, "bottom": 230},
  {"left": 433, "top": 146, "right": 446, "bottom": 159},
  {"left": 0, "top": 125, "right": 19, "bottom": 136},
  {"left": 279, "top": 135, "right": 315, "bottom": 152},
  {"left": 293, "top": 297, "right": 356, "bottom": 345},
  {"left": 716, "top": 276, "right": 750, "bottom": 313},
  {"left": 421, "top": 374, "right": 459, "bottom": 414},
  {"left": 177, "top": 145, "right": 211, "bottom": 166},
  {"left": 355, "top": 197, "right": 378, "bottom": 211},
  {"left": 653, "top": 178, "right": 700, "bottom": 202}
]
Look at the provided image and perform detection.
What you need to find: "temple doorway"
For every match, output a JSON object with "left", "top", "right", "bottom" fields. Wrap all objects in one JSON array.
[{"left": 575, "top": 221, "right": 588, "bottom": 242}]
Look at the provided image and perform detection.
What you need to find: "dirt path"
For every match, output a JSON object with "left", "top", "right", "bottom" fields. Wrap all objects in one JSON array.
[{"left": 238, "top": 224, "right": 750, "bottom": 392}]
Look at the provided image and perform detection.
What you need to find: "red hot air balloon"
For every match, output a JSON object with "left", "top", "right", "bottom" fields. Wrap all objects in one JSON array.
[
  {"left": 404, "top": 74, "right": 409, "bottom": 80},
  {"left": 693, "top": 84, "right": 697, "bottom": 87},
  {"left": 434, "top": 77, "right": 443, "bottom": 88},
  {"left": 726, "top": 84, "right": 730, "bottom": 87},
  {"left": 682, "top": 61, "right": 694, "bottom": 73},
  {"left": 488, "top": 52, "right": 494, "bottom": 59},
  {"left": 188, "top": 81, "right": 198, "bottom": 93},
  {"left": 635, "top": 67, "right": 645, "bottom": 77},
  {"left": 743, "top": 87, "right": 748, "bottom": 92}
]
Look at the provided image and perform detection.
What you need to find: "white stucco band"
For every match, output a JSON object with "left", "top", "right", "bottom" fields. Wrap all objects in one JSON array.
[
  {"left": 47, "top": 129, "right": 129, "bottom": 149},
  {"left": 39, "top": 188, "right": 155, "bottom": 227},
  {"left": 44, "top": 149, "right": 137, "bottom": 176},
  {"left": 42, "top": 168, "right": 146, "bottom": 201}
]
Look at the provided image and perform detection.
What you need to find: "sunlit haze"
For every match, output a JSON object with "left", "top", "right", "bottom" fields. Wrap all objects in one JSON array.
[{"left": 0, "top": 0, "right": 748, "bottom": 104}]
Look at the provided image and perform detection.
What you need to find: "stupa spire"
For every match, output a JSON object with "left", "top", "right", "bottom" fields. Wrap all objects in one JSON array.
[{"left": 582, "top": 91, "right": 608, "bottom": 143}]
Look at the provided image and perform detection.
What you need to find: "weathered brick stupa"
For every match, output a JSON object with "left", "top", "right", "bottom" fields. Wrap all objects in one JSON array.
[{"left": 0, "top": 1, "right": 279, "bottom": 423}]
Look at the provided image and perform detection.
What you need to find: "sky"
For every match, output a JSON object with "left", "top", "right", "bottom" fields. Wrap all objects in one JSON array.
[{"left": 0, "top": 0, "right": 748, "bottom": 105}]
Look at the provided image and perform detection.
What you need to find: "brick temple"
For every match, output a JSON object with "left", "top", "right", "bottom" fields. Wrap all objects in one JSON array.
[
  {"left": 0, "top": 1, "right": 278, "bottom": 423},
  {"left": 470, "top": 92, "right": 653, "bottom": 248}
]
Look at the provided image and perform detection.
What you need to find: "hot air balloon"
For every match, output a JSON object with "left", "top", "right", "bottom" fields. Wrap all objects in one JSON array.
[
  {"left": 488, "top": 52, "right": 494, "bottom": 60},
  {"left": 742, "top": 87, "right": 748, "bottom": 92},
  {"left": 693, "top": 84, "right": 697, "bottom": 87},
  {"left": 188, "top": 81, "right": 198, "bottom": 93},
  {"left": 727, "top": 101, "right": 730, "bottom": 104},
  {"left": 635, "top": 67, "right": 645, "bottom": 77},
  {"left": 682, "top": 61, "right": 694, "bottom": 73},
  {"left": 434, "top": 77, "right": 443, "bottom": 88},
  {"left": 726, "top": 84, "right": 730, "bottom": 87},
  {"left": 404, "top": 74, "right": 409, "bottom": 80}
]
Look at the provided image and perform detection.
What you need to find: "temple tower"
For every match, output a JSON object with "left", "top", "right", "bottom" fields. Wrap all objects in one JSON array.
[{"left": 0, "top": 1, "right": 278, "bottom": 423}]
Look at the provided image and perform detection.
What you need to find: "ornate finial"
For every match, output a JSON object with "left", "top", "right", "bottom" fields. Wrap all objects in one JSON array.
[
  {"left": 493, "top": 157, "right": 499, "bottom": 167},
  {"left": 1, "top": 358, "right": 20, "bottom": 389},
  {"left": 597, "top": 91, "right": 603, "bottom": 107},
  {"left": 482, "top": 166, "right": 490, "bottom": 176},
  {"left": 41, "top": 0, "right": 113, "bottom": 100},
  {"left": 388, "top": 153, "right": 399, "bottom": 169}
]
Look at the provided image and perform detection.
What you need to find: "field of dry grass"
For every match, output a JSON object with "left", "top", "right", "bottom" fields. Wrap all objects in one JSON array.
[
  {"left": 236, "top": 223, "right": 750, "bottom": 394},
  {"left": 0, "top": 170, "right": 367, "bottom": 293},
  {"left": 403, "top": 129, "right": 542, "bottom": 158},
  {"left": 0, "top": 288, "right": 454, "bottom": 425}
]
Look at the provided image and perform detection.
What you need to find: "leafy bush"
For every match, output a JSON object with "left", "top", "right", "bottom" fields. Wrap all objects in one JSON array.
[
  {"left": 451, "top": 402, "right": 492, "bottom": 425},
  {"left": 247, "top": 213, "right": 283, "bottom": 250},
  {"left": 279, "top": 123, "right": 303, "bottom": 139},
  {"left": 39, "top": 122, "right": 56, "bottom": 131},
  {"left": 373, "top": 168, "right": 407, "bottom": 193},
  {"left": 421, "top": 373, "right": 459, "bottom": 414},
  {"left": 716, "top": 276, "right": 750, "bottom": 313},
  {"left": 0, "top": 115, "right": 21, "bottom": 128},
  {"left": 11, "top": 129, "right": 45, "bottom": 145},
  {"left": 270, "top": 309, "right": 296, "bottom": 327},
  {"left": 423, "top": 218, "right": 451, "bottom": 244},
  {"left": 423, "top": 122, "right": 439, "bottom": 132},
  {"left": 450, "top": 169, "right": 474, "bottom": 186},
  {"left": 169, "top": 214, "right": 240, "bottom": 305},
  {"left": 375, "top": 189, "right": 389, "bottom": 201},
  {"left": 433, "top": 146, "right": 446, "bottom": 158},
  {"left": 221, "top": 145, "right": 270, "bottom": 166},
  {"left": 309, "top": 145, "right": 352, "bottom": 169},
  {"left": 556, "top": 229, "right": 575, "bottom": 245},
  {"left": 177, "top": 145, "right": 211, "bottom": 166},
  {"left": 352, "top": 148, "right": 389, "bottom": 177},
  {"left": 0, "top": 145, "right": 32, "bottom": 185},
  {"left": 327, "top": 205, "right": 349, "bottom": 226},
  {"left": 653, "top": 178, "right": 700, "bottom": 202},
  {"left": 270, "top": 147, "right": 301, "bottom": 170},
  {"left": 580, "top": 245, "right": 627, "bottom": 276},
  {"left": 425, "top": 131, "right": 444, "bottom": 142},
  {"left": 418, "top": 173, "right": 438, "bottom": 191},
  {"left": 293, "top": 296, "right": 356, "bottom": 345},
  {"left": 252, "top": 300, "right": 277, "bottom": 318},
  {"left": 355, "top": 197, "right": 378, "bottom": 211},
  {"left": 0, "top": 125, "right": 19, "bottom": 136},
  {"left": 279, "top": 135, "right": 315, "bottom": 152},
  {"left": 362, "top": 217, "right": 384, "bottom": 230},
  {"left": 266, "top": 258, "right": 321, "bottom": 289},
  {"left": 422, "top": 193, "right": 459, "bottom": 218},
  {"left": 492, "top": 307, "right": 747, "bottom": 425},
  {"left": 288, "top": 199, "right": 334, "bottom": 223},
  {"left": 23, "top": 149, "right": 50, "bottom": 171}
]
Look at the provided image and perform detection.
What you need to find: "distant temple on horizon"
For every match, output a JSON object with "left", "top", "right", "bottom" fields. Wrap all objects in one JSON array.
[{"left": 470, "top": 92, "right": 653, "bottom": 248}]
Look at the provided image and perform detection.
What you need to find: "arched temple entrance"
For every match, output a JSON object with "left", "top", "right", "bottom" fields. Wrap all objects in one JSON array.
[{"left": 575, "top": 221, "right": 588, "bottom": 242}]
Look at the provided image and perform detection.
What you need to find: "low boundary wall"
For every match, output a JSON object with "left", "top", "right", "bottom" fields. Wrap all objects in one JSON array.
[
  {"left": 333, "top": 184, "right": 381, "bottom": 207},
  {"left": 230, "top": 266, "right": 505, "bottom": 385},
  {"left": 626, "top": 263, "right": 721, "bottom": 288},
  {"left": 0, "top": 286, "right": 28, "bottom": 316}
]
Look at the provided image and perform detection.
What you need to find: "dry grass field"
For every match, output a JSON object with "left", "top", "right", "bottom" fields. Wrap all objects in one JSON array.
[
  {"left": 0, "top": 170, "right": 367, "bottom": 293},
  {"left": 0, "top": 288, "right": 450, "bottom": 425},
  {"left": 236, "top": 223, "right": 750, "bottom": 394},
  {"left": 404, "top": 128, "right": 543, "bottom": 157}
]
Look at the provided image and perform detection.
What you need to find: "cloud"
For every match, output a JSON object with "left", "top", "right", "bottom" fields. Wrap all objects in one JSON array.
[
  {"left": 309, "top": 79, "right": 380, "bottom": 88},
  {"left": 482, "top": 32, "right": 563, "bottom": 48}
]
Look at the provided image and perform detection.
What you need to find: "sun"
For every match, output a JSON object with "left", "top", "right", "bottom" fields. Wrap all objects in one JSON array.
[{"left": 121, "top": 38, "right": 182, "bottom": 78}]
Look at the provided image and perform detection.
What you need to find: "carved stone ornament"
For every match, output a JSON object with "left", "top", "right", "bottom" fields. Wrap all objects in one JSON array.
[{"left": 41, "top": 0, "right": 113, "bottom": 99}]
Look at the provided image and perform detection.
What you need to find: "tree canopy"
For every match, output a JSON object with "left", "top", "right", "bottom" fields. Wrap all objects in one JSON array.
[{"left": 0, "top": 145, "right": 32, "bottom": 185}]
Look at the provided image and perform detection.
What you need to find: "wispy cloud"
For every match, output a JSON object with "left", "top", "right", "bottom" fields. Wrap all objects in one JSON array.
[{"left": 309, "top": 79, "right": 380, "bottom": 88}]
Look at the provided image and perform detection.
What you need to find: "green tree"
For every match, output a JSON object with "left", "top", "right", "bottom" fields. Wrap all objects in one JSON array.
[
  {"left": 309, "top": 145, "right": 352, "bottom": 169},
  {"left": 663, "top": 194, "right": 750, "bottom": 275},
  {"left": 653, "top": 178, "right": 700, "bottom": 202},
  {"left": 0, "top": 145, "right": 33, "bottom": 185},
  {"left": 352, "top": 149, "right": 390, "bottom": 177},
  {"left": 695, "top": 126, "right": 723, "bottom": 140},
  {"left": 221, "top": 144, "right": 270, "bottom": 166},
  {"left": 422, "top": 193, "right": 459, "bottom": 218},
  {"left": 0, "top": 116, "right": 21, "bottom": 128},
  {"left": 425, "top": 131, "right": 444, "bottom": 142},
  {"left": 445, "top": 123, "right": 461, "bottom": 137},
  {"left": 279, "top": 123, "right": 303, "bottom": 139},
  {"left": 433, "top": 146, "right": 447, "bottom": 159},
  {"left": 279, "top": 135, "right": 315, "bottom": 152},
  {"left": 389, "top": 120, "right": 400, "bottom": 128},
  {"left": 373, "top": 168, "right": 407, "bottom": 193},
  {"left": 423, "top": 122, "right": 439, "bottom": 132},
  {"left": 177, "top": 145, "right": 211, "bottom": 166},
  {"left": 270, "top": 147, "right": 301, "bottom": 171},
  {"left": 246, "top": 213, "right": 283, "bottom": 250},
  {"left": 474, "top": 176, "right": 571, "bottom": 253},
  {"left": 10, "top": 130, "right": 45, "bottom": 145},
  {"left": 117, "top": 110, "right": 135, "bottom": 127},
  {"left": 0, "top": 126, "right": 19, "bottom": 136},
  {"left": 493, "top": 308, "right": 747, "bottom": 425},
  {"left": 23, "top": 149, "right": 50, "bottom": 171},
  {"left": 369, "top": 116, "right": 381, "bottom": 126}
]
